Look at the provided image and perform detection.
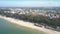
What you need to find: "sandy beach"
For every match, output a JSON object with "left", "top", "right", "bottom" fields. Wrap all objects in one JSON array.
[{"left": 0, "top": 15, "right": 60, "bottom": 34}]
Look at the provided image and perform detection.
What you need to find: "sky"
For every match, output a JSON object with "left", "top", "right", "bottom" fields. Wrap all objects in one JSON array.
[{"left": 0, "top": 0, "right": 60, "bottom": 7}]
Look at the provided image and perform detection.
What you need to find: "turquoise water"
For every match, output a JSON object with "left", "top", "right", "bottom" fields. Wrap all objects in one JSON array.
[{"left": 0, "top": 18, "right": 45, "bottom": 34}]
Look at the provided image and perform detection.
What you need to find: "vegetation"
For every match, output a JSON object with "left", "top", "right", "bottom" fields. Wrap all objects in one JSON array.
[{"left": 0, "top": 9, "right": 60, "bottom": 31}]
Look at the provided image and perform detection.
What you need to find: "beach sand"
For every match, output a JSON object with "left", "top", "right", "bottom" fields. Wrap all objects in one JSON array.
[{"left": 0, "top": 15, "right": 60, "bottom": 34}]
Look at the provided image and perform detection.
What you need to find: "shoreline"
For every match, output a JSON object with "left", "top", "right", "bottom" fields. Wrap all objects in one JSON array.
[{"left": 0, "top": 15, "right": 60, "bottom": 34}]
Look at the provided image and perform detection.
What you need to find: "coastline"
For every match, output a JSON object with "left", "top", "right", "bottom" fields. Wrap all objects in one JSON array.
[{"left": 0, "top": 15, "right": 60, "bottom": 34}]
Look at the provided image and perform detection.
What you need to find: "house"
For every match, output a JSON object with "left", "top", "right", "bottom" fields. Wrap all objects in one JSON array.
[{"left": 48, "top": 13, "right": 59, "bottom": 19}]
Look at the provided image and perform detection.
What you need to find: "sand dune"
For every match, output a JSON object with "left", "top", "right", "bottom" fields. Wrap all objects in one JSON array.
[{"left": 0, "top": 15, "right": 60, "bottom": 34}]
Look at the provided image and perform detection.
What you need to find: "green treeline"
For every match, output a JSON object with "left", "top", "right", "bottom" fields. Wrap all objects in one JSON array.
[
  {"left": 0, "top": 12, "right": 60, "bottom": 27},
  {"left": 0, "top": 9, "right": 60, "bottom": 31}
]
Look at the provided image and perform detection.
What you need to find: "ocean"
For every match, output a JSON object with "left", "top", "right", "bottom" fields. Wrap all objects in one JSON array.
[{"left": 0, "top": 18, "right": 45, "bottom": 34}]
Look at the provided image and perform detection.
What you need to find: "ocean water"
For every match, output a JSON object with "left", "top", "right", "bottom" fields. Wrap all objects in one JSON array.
[{"left": 0, "top": 18, "right": 45, "bottom": 34}]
